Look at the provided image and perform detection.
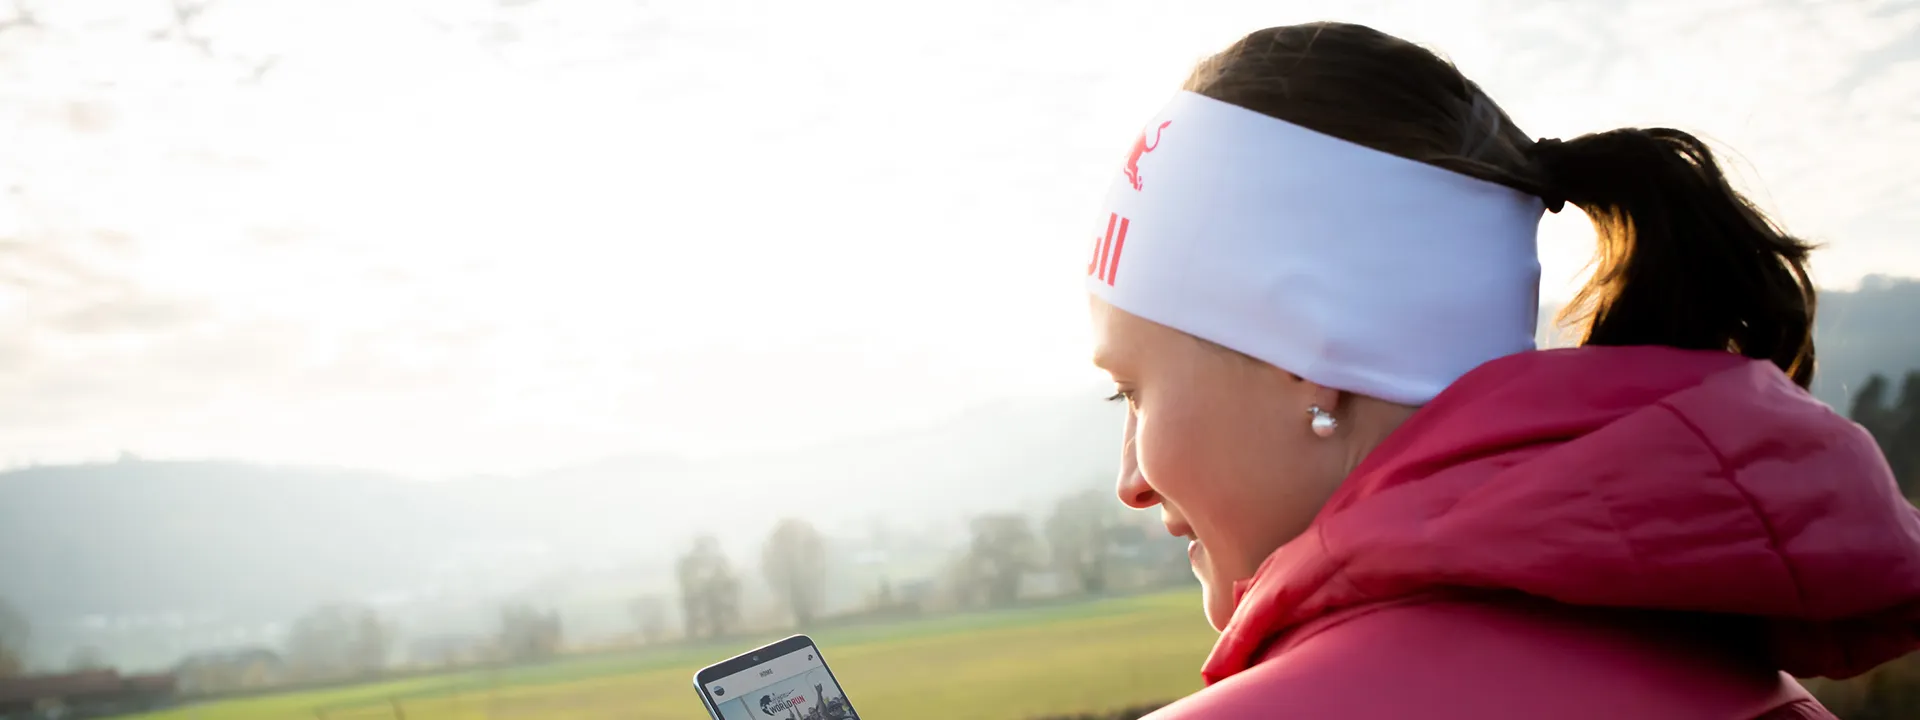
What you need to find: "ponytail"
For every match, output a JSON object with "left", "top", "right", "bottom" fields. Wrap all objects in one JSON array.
[{"left": 1531, "top": 129, "right": 1819, "bottom": 388}]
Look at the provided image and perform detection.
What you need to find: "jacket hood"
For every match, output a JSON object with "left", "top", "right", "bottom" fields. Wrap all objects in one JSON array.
[{"left": 1205, "top": 346, "right": 1920, "bottom": 684}]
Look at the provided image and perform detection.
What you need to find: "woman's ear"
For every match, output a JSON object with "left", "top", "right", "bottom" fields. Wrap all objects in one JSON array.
[
  {"left": 1276, "top": 367, "right": 1343, "bottom": 411},
  {"left": 1306, "top": 384, "right": 1343, "bottom": 414},
  {"left": 1272, "top": 367, "right": 1344, "bottom": 415}
]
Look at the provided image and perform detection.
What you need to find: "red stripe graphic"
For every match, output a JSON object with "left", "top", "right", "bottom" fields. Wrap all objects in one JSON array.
[
  {"left": 1105, "top": 217, "right": 1130, "bottom": 285},
  {"left": 1095, "top": 213, "right": 1116, "bottom": 281},
  {"left": 1089, "top": 213, "right": 1117, "bottom": 277}
]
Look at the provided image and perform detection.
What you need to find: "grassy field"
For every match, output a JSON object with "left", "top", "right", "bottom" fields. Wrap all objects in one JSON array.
[{"left": 127, "top": 590, "right": 1217, "bottom": 720}]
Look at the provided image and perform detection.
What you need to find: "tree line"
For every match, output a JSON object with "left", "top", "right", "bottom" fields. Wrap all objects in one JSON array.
[
  {"left": 8, "top": 372, "right": 1903, "bottom": 685},
  {"left": 655, "top": 369, "right": 1919, "bottom": 644},
  {"left": 0, "top": 597, "right": 563, "bottom": 692},
  {"left": 1850, "top": 370, "right": 1920, "bottom": 499},
  {"left": 662, "top": 486, "right": 1192, "bottom": 644},
  {"left": 0, "top": 483, "right": 1181, "bottom": 682}
]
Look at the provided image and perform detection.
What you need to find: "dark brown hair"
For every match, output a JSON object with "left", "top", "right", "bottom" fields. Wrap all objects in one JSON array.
[{"left": 1184, "top": 23, "right": 1818, "bottom": 387}]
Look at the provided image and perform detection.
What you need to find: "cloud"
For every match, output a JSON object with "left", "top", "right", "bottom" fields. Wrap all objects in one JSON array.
[
  {"left": 0, "top": 0, "right": 1915, "bottom": 474},
  {"left": 1, "top": 229, "right": 209, "bottom": 334},
  {"left": 0, "top": 339, "right": 30, "bottom": 375},
  {"left": 1830, "top": 3, "right": 1920, "bottom": 99},
  {"left": 48, "top": 292, "right": 205, "bottom": 334},
  {"left": 1430, "top": 0, "right": 1920, "bottom": 290},
  {"left": 0, "top": 239, "right": 109, "bottom": 290}
]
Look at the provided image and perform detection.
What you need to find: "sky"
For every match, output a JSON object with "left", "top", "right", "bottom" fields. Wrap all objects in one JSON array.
[{"left": 0, "top": 0, "right": 1915, "bottom": 477}]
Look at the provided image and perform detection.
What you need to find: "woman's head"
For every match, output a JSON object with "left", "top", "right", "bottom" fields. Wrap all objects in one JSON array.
[
  {"left": 1090, "top": 22, "right": 1818, "bottom": 631},
  {"left": 1092, "top": 302, "right": 1418, "bottom": 629}
]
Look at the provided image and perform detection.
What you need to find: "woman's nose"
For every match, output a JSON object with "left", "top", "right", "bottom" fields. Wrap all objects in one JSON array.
[
  {"left": 1114, "top": 410, "right": 1159, "bottom": 509},
  {"left": 1116, "top": 463, "right": 1159, "bottom": 509}
]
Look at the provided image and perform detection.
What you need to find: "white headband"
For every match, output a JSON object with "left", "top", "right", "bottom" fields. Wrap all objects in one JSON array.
[{"left": 1086, "top": 91, "right": 1544, "bottom": 406}]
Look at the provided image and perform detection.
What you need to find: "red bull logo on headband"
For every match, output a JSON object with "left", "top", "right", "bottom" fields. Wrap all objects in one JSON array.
[{"left": 1123, "top": 121, "right": 1172, "bottom": 191}]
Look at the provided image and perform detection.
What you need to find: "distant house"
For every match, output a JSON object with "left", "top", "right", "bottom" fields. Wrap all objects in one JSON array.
[
  {"left": 172, "top": 647, "right": 286, "bottom": 696},
  {"left": 0, "top": 670, "right": 177, "bottom": 719}
]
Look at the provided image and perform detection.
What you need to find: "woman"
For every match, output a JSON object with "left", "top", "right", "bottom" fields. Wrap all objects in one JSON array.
[{"left": 1086, "top": 23, "right": 1920, "bottom": 719}]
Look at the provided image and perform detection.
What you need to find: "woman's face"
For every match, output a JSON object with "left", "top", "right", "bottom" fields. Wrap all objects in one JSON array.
[{"left": 1090, "top": 299, "right": 1347, "bottom": 630}]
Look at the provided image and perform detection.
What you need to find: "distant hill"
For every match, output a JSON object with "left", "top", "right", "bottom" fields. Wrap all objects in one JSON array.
[
  {"left": 0, "top": 461, "right": 457, "bottom": 618},
  {"left": 1810, "top": 276, "right": 1920, "bottom": 411},
  {"left": 1540, "top": 276, "right": 1920, "bottom": 410},
  {"left": 0, "top": 391, "right": 1126, "bottom": 670}
]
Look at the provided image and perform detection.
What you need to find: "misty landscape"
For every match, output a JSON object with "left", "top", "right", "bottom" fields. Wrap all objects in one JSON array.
[
  {"left": 0, "top": 390, "right": 1128, "bottom": 672},
  {"left": 3, "top": 277, "right": 1916, "bottom": 679},
  {"left": 3, "top": 0, "right": 1919, "bottom": 718}
]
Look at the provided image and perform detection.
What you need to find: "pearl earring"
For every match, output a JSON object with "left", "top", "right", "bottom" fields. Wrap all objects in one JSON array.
[{"left": 1308, "top": 405, "right": 1338, "bottom": 438}]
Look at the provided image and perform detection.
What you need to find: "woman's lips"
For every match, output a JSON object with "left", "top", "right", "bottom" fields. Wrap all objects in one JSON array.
[{"left": 1166, "top": 520, "right": 1201, "bottom": 566}]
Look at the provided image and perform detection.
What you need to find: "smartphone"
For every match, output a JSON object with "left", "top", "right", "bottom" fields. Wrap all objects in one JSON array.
[{"left": 692, "top": 634, "right": 860, "bottom": 720}]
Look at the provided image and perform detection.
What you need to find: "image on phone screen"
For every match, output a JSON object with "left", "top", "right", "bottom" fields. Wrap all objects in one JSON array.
[{"left": 694, "top": 636, "right": 858, "bottom": 720}]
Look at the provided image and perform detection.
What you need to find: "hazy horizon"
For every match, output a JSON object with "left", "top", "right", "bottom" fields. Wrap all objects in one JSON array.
[
  {"left": 0, "top": 380, "right": 1118, "bottom": 481},
  {"left": 4, "top": 0, "right": 1917, "bottom": 478}
]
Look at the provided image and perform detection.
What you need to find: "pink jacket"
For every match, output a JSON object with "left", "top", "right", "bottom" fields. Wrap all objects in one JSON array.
[{"left": 1148, "top": 346, "right": 1920, "bottom": 719}]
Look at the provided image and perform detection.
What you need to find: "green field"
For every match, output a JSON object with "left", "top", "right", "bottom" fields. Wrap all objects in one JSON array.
[{"left": 128, "top": 591, "right": 1217, "bottom": 720}]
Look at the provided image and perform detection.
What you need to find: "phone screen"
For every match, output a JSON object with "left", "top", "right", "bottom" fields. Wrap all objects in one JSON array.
[{"left": 694, "top": 636, "right": 858, "bottom": 720}]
